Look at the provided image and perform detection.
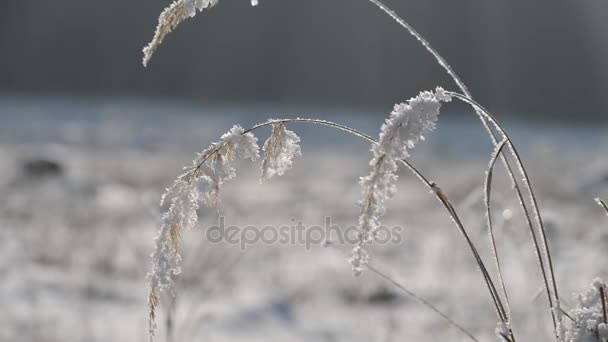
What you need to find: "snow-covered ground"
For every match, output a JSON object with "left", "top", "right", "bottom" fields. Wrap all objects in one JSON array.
[{"left": 1, "top": 97, "right": 608, "bottom": 341}]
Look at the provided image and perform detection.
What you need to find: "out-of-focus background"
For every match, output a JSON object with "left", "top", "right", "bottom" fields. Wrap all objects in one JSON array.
[
  {"left": 3, "top": 0, "right": 608, "bottom": 120},
  {"left": 1, "top": 1, "right": 608, "bottom": 341}
]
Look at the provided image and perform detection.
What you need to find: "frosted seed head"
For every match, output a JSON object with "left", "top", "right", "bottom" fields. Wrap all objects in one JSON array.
[
  {"left": 143, "top": 0, "right": 221, "bottom": 67},
  {"left": 219, "top": 125, "right": 260, "bottom": 161},
  {"left": 352, "top": 89, "right": 447, "bottom": 273},
  {"left": 260, "top": 122, "right": 302, "bottom": 182},
  {"left": 148, "top": 122, "right": 259, "bottom": 340}
]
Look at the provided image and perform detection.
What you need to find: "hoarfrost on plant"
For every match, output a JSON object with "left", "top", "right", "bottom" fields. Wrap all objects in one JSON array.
[
  {"left": 563, "top": 278, "right": 608, "bottom": 342},
  {"left": 143, "top": 0, "right": 220, "bottom": 67},
  {"left": 350, "top": 88, "right": 450, "bottom": 275},
  {"left": 143, "top": 0, "right": 260, "bottom": 66},
  {"left": 147, "top": 124, "right": 259, "bottom": 339},
  {"left": 261, "top": 122, "right": 302, "bottom": 182}
]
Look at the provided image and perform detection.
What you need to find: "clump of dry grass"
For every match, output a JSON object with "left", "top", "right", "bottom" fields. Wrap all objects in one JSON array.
[{"left": 142, "top": 1, "right": 606, "bottom": 341}]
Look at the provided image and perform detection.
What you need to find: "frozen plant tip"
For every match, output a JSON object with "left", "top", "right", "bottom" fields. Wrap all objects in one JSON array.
[
  {"left": 261, "top": 122, "right": 302, "bottom": 182},
  {"left": 143, "top": 0, "right": 218, "bottom": 67},
  {"left": 143, "top": 0, "right": 259, "bottom": 66},
  {"left": 147, "top": 125, "right": 259, "bottom": 339},
  {"left": 350, "top": 88, "right": 451, "bottom": 275}
]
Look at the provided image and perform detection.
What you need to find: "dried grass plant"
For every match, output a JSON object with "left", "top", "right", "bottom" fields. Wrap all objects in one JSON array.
[{"left": 142, "top": 1, "right": 607, "bottom": 341}]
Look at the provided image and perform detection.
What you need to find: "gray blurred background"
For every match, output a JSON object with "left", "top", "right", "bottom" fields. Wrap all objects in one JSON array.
[{"left": 2, "top": 0, "right": 608, "bottom": 121}]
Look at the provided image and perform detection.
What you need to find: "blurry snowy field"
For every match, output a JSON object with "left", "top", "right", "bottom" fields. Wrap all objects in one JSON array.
[{"left": 1, "top": 96, "right": 608, "bottom": 341}]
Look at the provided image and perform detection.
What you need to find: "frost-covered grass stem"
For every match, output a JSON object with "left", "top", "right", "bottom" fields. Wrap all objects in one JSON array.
[
  {"left": 364, "top": 0, "right": 470, "bottom": 97},
  {"left": 365, "top": 0, "right": 559, "bottom": 332},
  {"left": 448, "top": 91, "right": 560, "bottom": 334},
  {"left": 485, "top": 139, "right": 513, "bottom": 324}
]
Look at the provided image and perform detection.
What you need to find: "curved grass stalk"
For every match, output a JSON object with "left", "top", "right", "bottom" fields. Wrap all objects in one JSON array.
[
  {"left": 428, "top": 179, "right": 509, "bottom": 324},
  {"left": 181, "top": 118, "right": 378, "bottom": 185},
  {"left": 485, "top": 139, "right": 513, "bottom": 323},
  {"left": 448, "top": 92, "right": 559, "bottom": 332},
  {"left": 365, "top": 0, "right": 470, "bottom": 97},
  {"left": 364, "top": 0, "right": 559, "bottom": 334}
]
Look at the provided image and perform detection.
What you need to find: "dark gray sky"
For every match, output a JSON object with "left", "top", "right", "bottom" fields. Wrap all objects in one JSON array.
[{"left": 1, "top": 0, "right": 607, "bottom": 121}]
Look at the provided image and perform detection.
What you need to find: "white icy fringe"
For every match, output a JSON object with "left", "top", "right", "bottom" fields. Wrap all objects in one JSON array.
[
  {"left": 261, "top": 122, "right": 302, "bottom": 182},
  {"left": 143, "top": 0, "right": 260, "bottom": 66},
  {"left": 147, "top": 125, "right": 258, "bottom": 339},
  {"left": 143, "top": 0, "right": 219, "bottom": 67},
  {"left": 350, "top": 88, "right": 451, "bottom": 275},
  {"left": 563, "top": 278, "right": 608, "bottom": 342}
]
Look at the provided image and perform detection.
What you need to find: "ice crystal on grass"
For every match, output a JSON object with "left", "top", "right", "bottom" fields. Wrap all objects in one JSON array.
[
  {"left": 564, "top": 279, "right": 608, "bottom": 342},
  {"left": 148, "top": 125, "right": 258, "bottom": 340},
  {"left": 261, "top": 122, "right": 302, "bottom": 182},
  {"left": 350, "top": 88, "right": 450, "bottom": 275}
]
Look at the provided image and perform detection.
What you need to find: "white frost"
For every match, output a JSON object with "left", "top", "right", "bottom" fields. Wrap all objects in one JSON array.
[
  {"left": 260, "top": 122, "right": 302, "bottom": 182},
  {"left": 143, "top": 0, "right": 220, "bottom": 67},
  {"left": 563, "top": 278, "right": 608, "bottom": 342}
]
